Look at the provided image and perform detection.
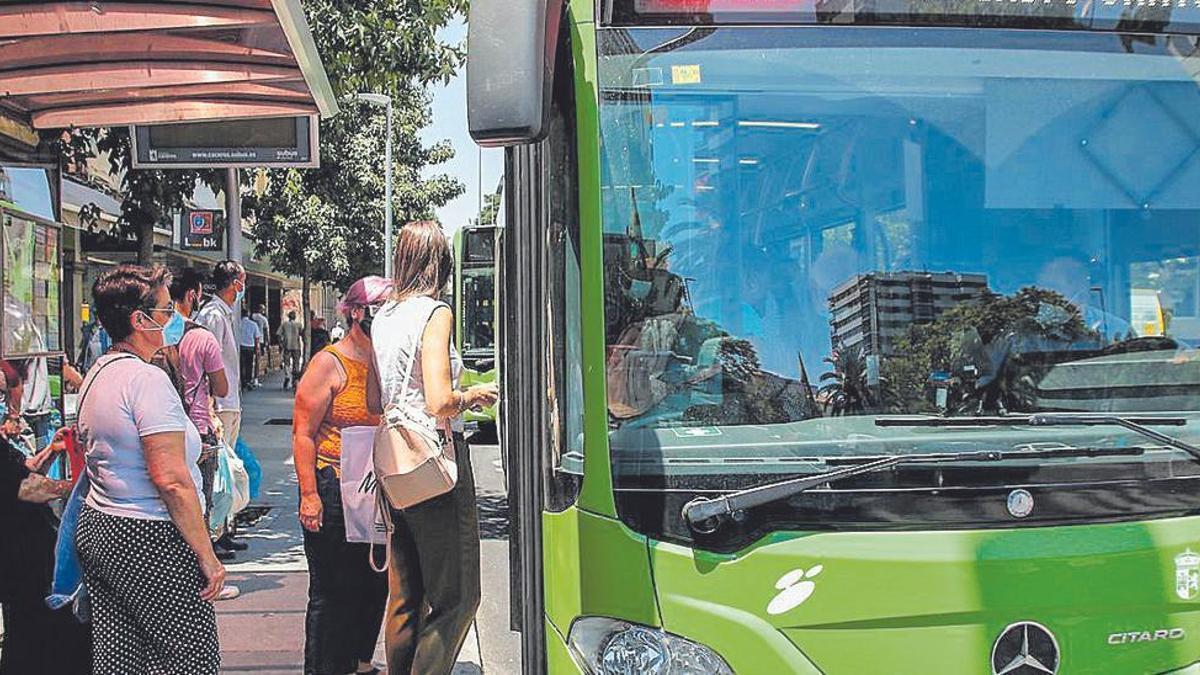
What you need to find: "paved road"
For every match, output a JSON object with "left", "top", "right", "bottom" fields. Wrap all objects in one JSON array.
[{"left": 218, "top": 374, "right": 521, "bottom": 674}]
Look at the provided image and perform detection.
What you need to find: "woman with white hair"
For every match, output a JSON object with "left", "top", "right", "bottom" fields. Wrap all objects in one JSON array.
[{"left": 293, "top": 275, "right": 393, "bottom": 675}]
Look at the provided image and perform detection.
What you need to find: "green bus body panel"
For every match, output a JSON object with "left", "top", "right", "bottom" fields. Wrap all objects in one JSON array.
[
  {"left": 546, "top": 616, "right": 584, "bottom": 674},
  {"left": 650, "top": 517, "right": 1200, "bottom": 674},
  {"left": 543, "top": 507, "right": 661, "bottom": 639},
  {"left": 568, "top": 10, "right": 618, "bottom": 518}
]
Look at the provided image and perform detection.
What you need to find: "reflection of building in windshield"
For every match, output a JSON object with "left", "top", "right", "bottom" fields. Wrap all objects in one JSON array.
[{"left": 828, "top": 271, "right": 990, "bottom": 357}]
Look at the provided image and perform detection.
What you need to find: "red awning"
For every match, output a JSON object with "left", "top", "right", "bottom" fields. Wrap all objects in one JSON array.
[{"left": 0, "top": 0, "right": 338, "bottom": 130}]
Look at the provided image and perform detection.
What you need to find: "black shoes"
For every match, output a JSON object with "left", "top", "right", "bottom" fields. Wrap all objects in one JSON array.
[{"left": 216, "top": 534, "right": 249, "bottom": 552}]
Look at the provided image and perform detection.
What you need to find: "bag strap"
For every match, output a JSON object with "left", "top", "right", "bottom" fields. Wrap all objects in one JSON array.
[
  {"left": 178, "top": 322, "right": 211, "bottom": 413},
  {"left": 381, "top": 299, "right": 448, "bottom": 413},
  {"left": 368, "top": 489, "right": 393, "bottom": 573},
  {"left": 77, "top": 354, "right": 139, "bottom": 421}
]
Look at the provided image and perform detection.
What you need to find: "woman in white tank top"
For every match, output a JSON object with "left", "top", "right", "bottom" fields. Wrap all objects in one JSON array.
[{"left": 369, "top": 220, "right": 499, "bottom": 675}]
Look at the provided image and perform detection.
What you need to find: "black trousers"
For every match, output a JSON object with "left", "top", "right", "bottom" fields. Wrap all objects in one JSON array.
[
  {"left": 302, "top": 466, "right": 388, "bottom": 675},
  {"left": 0, "top": 595, "right": 91, "bottom": 674},
  {"left": 384, "top": 434, "right": 481, "bottom": 675},
  {"left": 239, "top": 347, "right": 255, "bottom": 389}
]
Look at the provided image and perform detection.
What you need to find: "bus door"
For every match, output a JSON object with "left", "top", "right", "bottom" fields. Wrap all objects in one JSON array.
[{"left": 470, "top": 0, "right": 587, "bottom": 671}]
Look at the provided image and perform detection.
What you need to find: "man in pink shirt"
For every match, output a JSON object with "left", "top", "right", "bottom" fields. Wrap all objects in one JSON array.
[{"left": 169, "top": 270, "right": 234, "bottom": 571}]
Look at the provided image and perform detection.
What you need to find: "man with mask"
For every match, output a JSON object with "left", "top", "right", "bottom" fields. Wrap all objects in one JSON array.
[
  {"left": 196, "top": 260, "right": 246, "bottom": 447},
  {"left": 168, "top": 270, "right": 229, "bottom": 514},
  {"left": 195, "top": 261, "right": 251, "bottom": 560}
]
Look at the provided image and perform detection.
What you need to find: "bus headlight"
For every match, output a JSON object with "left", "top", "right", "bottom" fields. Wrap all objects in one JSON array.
[{"left": 567, "top": 617, "right": 734, "bottom": 675}]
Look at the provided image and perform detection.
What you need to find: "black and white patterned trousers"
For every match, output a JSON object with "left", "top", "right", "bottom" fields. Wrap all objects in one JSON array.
[{"left": 76, "top": 505, "right": 221, "bottom": 675}]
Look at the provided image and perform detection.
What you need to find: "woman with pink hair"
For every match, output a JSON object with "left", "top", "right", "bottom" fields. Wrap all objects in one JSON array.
[{"left": 293, "top": 275, "right": 392, "bottom": 675}]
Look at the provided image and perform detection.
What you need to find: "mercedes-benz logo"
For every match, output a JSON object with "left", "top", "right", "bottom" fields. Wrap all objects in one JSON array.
[
  {"left": 991, "top": 622, "right": 1060, "bottom": 675},
  {"left": 1007, "top": 489, "right": 1035, "bottom": 518}
]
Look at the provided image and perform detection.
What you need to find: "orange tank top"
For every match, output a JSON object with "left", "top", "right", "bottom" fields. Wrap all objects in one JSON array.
[{"left": 315, "top": 346, "right": 381, "bottom": 474}]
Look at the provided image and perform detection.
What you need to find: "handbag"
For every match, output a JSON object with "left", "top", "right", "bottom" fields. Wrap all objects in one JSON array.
[
  {"left": 223, "top": 440, "right": 251, "bottom": 515},
  {"left": 373, "top": 403, "right": 456, "bottom": 511},
  {"left": 339, "top": 425, "right": 388, "bottom": 545}
]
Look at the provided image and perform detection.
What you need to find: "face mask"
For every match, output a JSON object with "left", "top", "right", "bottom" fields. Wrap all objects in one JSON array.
[
  {"left": 358, "top": 308, "right": 375, "bottom": 337},
  {"left": 629, "top": 278, "right": 652, "bottom": 301},
  {"left": 137, "top": 310, "right": 167, "bottom": 348},
  {"left": 234, "top": 280, "right": 246, "bottom": 307},
  {"left": 162, "top": 311, "right": 186, "bottom": 346}
]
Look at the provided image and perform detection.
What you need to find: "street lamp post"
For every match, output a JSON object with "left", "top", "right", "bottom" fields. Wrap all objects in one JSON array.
[{"left": 357, "top": 93, "right": 394, "bottom": 278}]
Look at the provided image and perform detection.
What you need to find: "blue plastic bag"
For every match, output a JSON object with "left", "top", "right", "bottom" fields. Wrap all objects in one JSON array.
[
  {"left": 234, "top": 437, "right": 262, "bottom": 500},
  {"left": 47, "top": 472, "right": 90, "bottom": 623}
]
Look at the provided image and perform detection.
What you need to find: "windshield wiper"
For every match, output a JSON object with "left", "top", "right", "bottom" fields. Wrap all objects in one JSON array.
[
  {"left": 876, "top": 413, "right": 1200, "bottom": 463},
  {"left": 681, "top": 445, "right": 1144, "bottom": 533}
]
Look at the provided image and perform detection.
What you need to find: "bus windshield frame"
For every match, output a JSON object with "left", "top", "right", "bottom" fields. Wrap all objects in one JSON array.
[
  {"left": 605, "top": 0, "right": 1200, "bottom": 35},
  {"left": 596, "top": 24, "right": 1200, "bottom": 545}
]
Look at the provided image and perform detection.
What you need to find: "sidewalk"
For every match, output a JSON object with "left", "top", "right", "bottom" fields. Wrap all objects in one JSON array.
[{"left": 218, "top": 371, "right": 518, "bottom": 673}]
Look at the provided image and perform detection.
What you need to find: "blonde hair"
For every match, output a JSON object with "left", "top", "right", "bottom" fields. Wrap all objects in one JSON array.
[{"left": 392, "top": 220, "right": 453, "bottom": 300}]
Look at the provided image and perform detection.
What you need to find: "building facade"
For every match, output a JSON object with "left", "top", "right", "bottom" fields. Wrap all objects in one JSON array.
[{"left": 828, "top": 271, "right": 990, "bottom": 356}]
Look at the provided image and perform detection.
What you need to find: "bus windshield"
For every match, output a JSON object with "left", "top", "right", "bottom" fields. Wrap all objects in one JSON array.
[{"left": 598, "top": 27, "right": 1200, "bottom": 481}]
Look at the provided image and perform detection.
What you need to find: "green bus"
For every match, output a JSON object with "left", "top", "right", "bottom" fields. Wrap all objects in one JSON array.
[
  {"left": 454, "top": 223, "right": 499, "bottom": 430},
  {"left": 466, "top": 0, "right": 1200, "bottom": 672}
]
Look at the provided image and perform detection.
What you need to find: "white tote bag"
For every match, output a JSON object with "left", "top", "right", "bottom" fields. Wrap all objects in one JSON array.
[
  {"left": 340, "top": 425, "right": 388, "bottom": 544},
  {"left": 222, "top": 440, "right": 251, "bottom": 515}
]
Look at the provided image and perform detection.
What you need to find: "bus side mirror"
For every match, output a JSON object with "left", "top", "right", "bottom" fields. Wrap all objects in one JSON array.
[{"left": 466, "top": 0, "right": 563, "bottom": 147}]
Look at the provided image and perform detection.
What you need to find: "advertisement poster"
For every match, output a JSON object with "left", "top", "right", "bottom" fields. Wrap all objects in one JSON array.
[{"left": 3, "top": 211, "right": 60, "bottom": 356}]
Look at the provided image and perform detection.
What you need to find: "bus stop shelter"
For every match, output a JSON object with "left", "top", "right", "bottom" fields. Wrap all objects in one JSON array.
[
  {"left": 0, "top": 0, "right": 337, "bottom": 138},
  {"left": 0, "top": 0, "right": 337, "bottom": 433}
]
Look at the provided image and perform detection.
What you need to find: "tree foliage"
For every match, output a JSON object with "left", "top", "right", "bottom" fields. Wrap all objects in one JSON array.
[
  {"left": 249, "top": 0, "right": 467, "bottom": 290},
  {"left": 819, "top": 344, "right": 878, "bottom": 416},
  {"left": 881, "top": 287, "right": 1101, "bottom": 414},
  {"left": 473, "top": 189, "right": 502, "bottom": 227},
  {"left": 248, "top": 97, "right": 461, "bottom": 288}
]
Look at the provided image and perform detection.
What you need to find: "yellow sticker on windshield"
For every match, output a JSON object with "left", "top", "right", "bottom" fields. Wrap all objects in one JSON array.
[{"left": 672, "top": 65, "right": 701, "bottom": 85}]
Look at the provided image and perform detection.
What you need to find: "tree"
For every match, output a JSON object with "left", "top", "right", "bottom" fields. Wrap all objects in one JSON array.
[
  {"left": 473, "top": 189, "right": 502, "bottom": 227},
  {"left": 250, "top": 96, "right": 462, "bottom": 286},
  {"left": 249, "top": 1, "right": 467, "bottom": 299},
  {"left": 819, "top": 344, "right": 878, "bottom": 416},
  {"left": 880, "top": 287, "right": 1102, "bottom": 414}
]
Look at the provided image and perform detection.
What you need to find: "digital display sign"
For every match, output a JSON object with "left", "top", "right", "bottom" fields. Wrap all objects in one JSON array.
[{"left": 131, "top": 115, "right": 318, "bottom": 169}]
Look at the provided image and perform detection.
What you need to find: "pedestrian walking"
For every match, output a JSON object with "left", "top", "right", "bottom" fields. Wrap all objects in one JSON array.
[
  {"left": 75, "top": 265, "right": 223, "bottom": 675},
  {"left": 239, "top": 309, "right": 263, "bottom": 392},
  {"left": 371, "top": 221, "right": 498, "bottom": 675},
  {"left": 279, "top": 310, "right": 304, "bottom": 389},
  {"left": 293, "top": 276, "right": 392, "bottom": 675},
  {"left": 252, "top": 304, "right": 270, "bottom": 387}
]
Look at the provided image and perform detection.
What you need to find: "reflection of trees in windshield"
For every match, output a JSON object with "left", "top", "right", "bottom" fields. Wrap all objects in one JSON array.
[
  {"left": 881, "top": 286, "right": 1103, "bottom": 415},
  {"left": 818, "top": 344, "right": 879, "bottom": 416}
]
